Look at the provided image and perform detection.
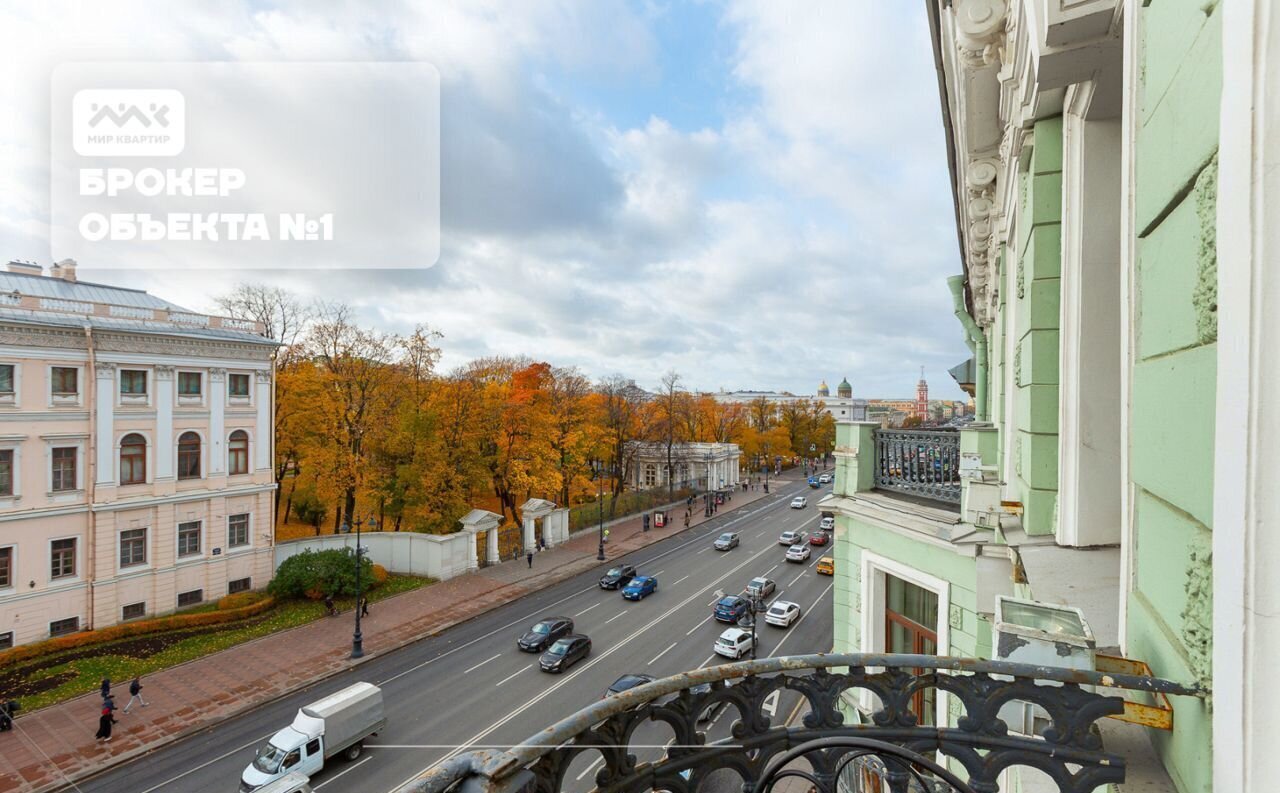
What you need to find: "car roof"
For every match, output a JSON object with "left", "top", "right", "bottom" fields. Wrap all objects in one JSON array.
[
  {"left": 719, "top": 628, "right": 749, "bottom": 639},
  {"left": 629, "top": 576, "right": 653, "bottom": 583},
  {"left": 819, "top": 556, "right": 834, "bottom": 562},
  {"left": 750, "top": 576, "right": 770, "bottom": 584},
  {"left": 769, "top": 600, "right": 798, "bottom": 609},
  {"left": 718, "top": 595, "right": 743, "bottom": 605},
  {"left": 538, "top": 616, "right": 570, "bottom": 623},
  {"left": 610, "top": 673, "right": 655, "bottom": 690}
]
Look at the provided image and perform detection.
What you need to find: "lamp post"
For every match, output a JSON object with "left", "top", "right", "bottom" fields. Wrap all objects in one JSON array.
[
  {"left": 739, "top": 591, "right": 763, "bottom": 661},
  {"left": 344, "top": 513, "right": 376, "bottom": 659},
  {"left": 594, "top": 459, "right": 606, "bottom": 561}
]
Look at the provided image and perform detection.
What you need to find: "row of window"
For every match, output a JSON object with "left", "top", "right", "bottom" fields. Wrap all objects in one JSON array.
[
  {"left": 0, "top": 430, "right": 252, "bottom": 496},
  {"left": 0, "top": 514, "right": 252, "bottom": 587},
  {"left": 0, "top": 365, "right": 254, "bottom": 402}
]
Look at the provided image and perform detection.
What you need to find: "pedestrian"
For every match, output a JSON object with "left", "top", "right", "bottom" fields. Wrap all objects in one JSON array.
[
  {"left": 683, "top": 513, "right": 690, "bottom": 529},
  {"left": 526, "top": 551, "right": 534, "bottom": 568},
  {"left": 123, "top": 677, "right": 147, "bottom": 713},
  {"left": 100, "top": 678, "right": 111, "bottom": 701},
  {"left": 95, "top": 702, "right": 117, "bottom": 743},
  {"left": 538, "top": 535, "right": 545, "bottom": 551},
  {"left": 360, "top": 597, "right": 369, "bottom": 618}
]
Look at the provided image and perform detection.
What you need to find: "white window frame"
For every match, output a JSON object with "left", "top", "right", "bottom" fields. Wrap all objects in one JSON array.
[
  {"left": 0, "top": 361, "right": 19, "bottom": 407},
  {"left": 175, "top": 429, "right": 206, "bottom": 482},
  {"left": 176, "top": 519, "right": 203, "bottom": 561},
  {"left": 45, "top": 437, "right": 86, "bottom": 497},
  {"left": 0, "top": 543, "right": 14, "bottom": 591},
  {"left": 227, "top": 372, "right": 253, "bottom": 404},
  {"left": 47, "top": 364, "right": 83, "bottom": 408},
  {"left": 48, "top": 534, "right": 80, "bottom": 584},
  {"left": 116, "top": 430, "right": 152, "bottom": 487},
  {"left": 0, "top": 441, "right": 20, "bottom": 504},
  {"left": 117, "top": 526, "right": 150, "bottom": 572},
  {"left": 117, "top": 367, "right": 151, "bottom": 407},
  {"left": 176, "top": 369, "right": 205, "bottom": 406},
  {"left": 859, "top": 550, "right": 951, "bottom": 728},
  {"left": 226, "top": 512, "right": 252, "bottom": 551}
]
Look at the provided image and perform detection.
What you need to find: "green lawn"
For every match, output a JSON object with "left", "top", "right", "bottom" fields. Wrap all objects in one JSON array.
[{"left": 2, "top": 574, "right": 430, "bottom": 713}]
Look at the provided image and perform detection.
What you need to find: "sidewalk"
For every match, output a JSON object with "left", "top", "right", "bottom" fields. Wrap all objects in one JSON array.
[{"left": 0, "top": 477, "right": 793, "bottom": 793}]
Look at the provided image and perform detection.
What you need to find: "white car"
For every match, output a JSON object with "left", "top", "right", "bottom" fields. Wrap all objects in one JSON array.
[
  {"left": 715, "top": 628, "right": 755, "bottom": 659},
  {"left": 778, "top": 530, "right": 808, "bottom": 546},
  {"left": 790, "top": 496, "right": 807, "bottom": 509},
  {"left": 786, "top": 543, "right": 811, "bottom": 562},
  {"left": 818, "top": 473, "right": 833, "bottom": 484},
  {"left": 819, "top": 516, "right": 835, "bottom": 531},
  {"left": 764, "top": 601, "right": 801, "bottom": 628}
]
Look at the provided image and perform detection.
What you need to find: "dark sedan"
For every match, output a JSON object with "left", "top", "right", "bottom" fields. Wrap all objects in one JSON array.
[
  {"left": 714, "top": 595, "right": 750, "bottom": 623},
  {"left": 517, "top": 616, "right": 574, "bottom": 652},
  {"left": 599, "top": 564, "right": 638, "bottom": 590},
  {"left": 606, "top": 673, "right": 656, "bottom": 697},
  {"left": 540, "top": 634, "right": 592, "bottom": 673}
]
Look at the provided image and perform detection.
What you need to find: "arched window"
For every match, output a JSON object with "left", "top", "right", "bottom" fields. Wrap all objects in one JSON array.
[
  {"left": 228, "top": 430, "right": 249, "bottom": 475},
  {"left": 177, "top": 432, "right": 201, "bottom": 480},
  {"left": 120, "top": 433, "right": 146, "bottom": 485}
]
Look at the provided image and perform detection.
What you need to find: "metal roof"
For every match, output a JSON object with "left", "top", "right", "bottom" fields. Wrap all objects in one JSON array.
[
  {"left": 0, "top": 271, "right": 187, "bottom": 311},
  {"left": 0, "top": 307, "right": 278, "bottom": 346}
]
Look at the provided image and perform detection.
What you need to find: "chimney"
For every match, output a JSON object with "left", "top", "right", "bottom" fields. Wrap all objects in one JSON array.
[
  {"left": 51, "top": 259, "right": 78, "bottom": 282},
  {"left": 5, "top": 261, "right": 42, "bottom": 277}
]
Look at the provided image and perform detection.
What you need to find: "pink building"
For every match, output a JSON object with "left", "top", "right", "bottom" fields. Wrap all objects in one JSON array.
[{"left": 0, "top": 260, "right": 277, "bottom": 648}]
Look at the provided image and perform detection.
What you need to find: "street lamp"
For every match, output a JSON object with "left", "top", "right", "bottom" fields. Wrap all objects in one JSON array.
[
  {"left": 593, "top": 459, "right": 606, "bottom": 561},
  {"left": 738, "top": 591, "right": 764, "bottom": 661},
  {"left": 343, "top": 513, "right": 376, "bottom": 659}
]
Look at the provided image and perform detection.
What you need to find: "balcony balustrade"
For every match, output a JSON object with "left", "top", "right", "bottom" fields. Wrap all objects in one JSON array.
[
  {"left": 873, "top": 429, "right": 961, "bottom": 505},
  {"left": 394, "top": 653, "right": 1201, "bottom": 793}
]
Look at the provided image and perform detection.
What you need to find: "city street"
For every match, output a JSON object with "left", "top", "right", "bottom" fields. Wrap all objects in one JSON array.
[{"left": 69, "top": 478, "right": 834, "bottom": 793}]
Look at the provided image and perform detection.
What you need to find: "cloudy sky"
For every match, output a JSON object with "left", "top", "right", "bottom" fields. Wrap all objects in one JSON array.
[{"left": 0, "top": 1, "right": 969, "bottom": 399}]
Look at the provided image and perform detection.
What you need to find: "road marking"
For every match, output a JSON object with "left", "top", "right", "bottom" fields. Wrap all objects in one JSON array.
[
  {"left": 130, "top": 732, "right": 272, "bottom": 793},
  {"left": 463, "top": 653, "right": 501, "bottom": 674},
  {"left": 649, "top": 641, "right": 678, "bottom": 664},
  {"left": 687, "top": 614, "right": 713, "bottom": 635},
  {"left": 769, "top": 582, "right": 834, "bottom": 657},
  {"left": 576, "top": 755, "right": 604, "bottom": 781},
  {"left": 495, "top": 666, "right": 529, "bottom": 687},
  {"left": 756, "top": 531, "right": 768, "bottom": 538},
  {"left": 763, "top": 563, "right": 778, "bottom": 576},
  {"left": 761, "top": 690, "right": 780, "bottom": 717},
  {"left": 605, "top": 611, "right": 628, "bottom": 624},
  {"left": 671, "top": 574, "right": 689, "bottom": 586},
  {"left": 699, "top": 654, "right": 717, "bottom": 668},
  {"left": 388, "top": 543, "right": 779, "bottom": 792},
  {"left": 574, "top": 603, "right": 601, "bottom": 617},
  {"left": 314, "top": 755, "right": 371, "bottom": 789},
  {"left": 696, "top": 547, "right": 710, "bottom": 554},
  {"left": 788, "top": 570, "right": 805, "bottom": 586}
]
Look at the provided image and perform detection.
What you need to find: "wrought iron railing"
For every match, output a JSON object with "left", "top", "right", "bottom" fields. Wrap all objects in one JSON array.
[
  {"left": 392, "top": 653, "right": 1202, "bottom": 793},
  {"left": 874, "top": 429, "right": 961, "bottom": 505}
]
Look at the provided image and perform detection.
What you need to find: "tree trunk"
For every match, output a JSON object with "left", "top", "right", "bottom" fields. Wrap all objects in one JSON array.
[{"left": 343, "top": 488, "right": 356, "bottom": 532}]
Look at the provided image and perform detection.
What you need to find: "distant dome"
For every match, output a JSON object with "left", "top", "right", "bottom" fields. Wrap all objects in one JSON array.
[
  {"left": 817, "top": 380, "right": 830, "bottom": 397},
  {"left": 837, "top": 377, "right": 852, "bottom": 398}
]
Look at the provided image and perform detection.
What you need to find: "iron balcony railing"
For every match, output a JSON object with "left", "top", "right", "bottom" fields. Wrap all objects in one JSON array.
[
  {"left": 393, "top": 653, "right": 1202, "bottom": 793},
  {"left": 874, "top": 429, "right": 961, "bottom": 505}
]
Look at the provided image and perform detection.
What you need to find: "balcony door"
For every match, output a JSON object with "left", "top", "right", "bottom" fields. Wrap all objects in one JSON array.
[{"left": 883, "top": 574, "right": 938, "bottom": 726}]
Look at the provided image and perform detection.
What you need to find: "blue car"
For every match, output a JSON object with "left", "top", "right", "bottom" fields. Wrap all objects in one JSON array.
[
  {"left": 808, "top": 477, "right": 819, "bottom": 488},
  {"left": 622, "top": 576, "right": 657, "bottom": 600},
  {"left": 714, "top": 595, "right": 749, "bottom": 623}
]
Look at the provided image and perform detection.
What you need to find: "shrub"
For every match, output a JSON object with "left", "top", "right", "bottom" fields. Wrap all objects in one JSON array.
[
  {"left": 370, "top": 564, "right": 389, "bottom": 585},
  {"left": 269, "top": 548, "right": 373, "bottom": 599},
  {"left": 217, "top": 591, "right": 265, "bottom": 610}
]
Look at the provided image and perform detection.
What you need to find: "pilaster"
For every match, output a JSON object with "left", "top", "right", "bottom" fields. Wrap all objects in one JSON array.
[{"left": 94, "top": 362, "right": 115, "bottom": 487}]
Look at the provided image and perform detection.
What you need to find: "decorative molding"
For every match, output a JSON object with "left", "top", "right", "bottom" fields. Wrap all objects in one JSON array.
[
  {"left": 953, "top": 0, "right": 1009, "bottom": 67},
  {"left": 949, "top": 603, "right": 965, "bottom": 631},
  {"left": 153, "top": 365, "right": 175, "bottom": 381},
  {"left": 208, "top": 368, "right": 227, "bottom": 383},
  {"left": 254, "top": 369, "right": 273, "bottom": 384},
  {"left": 95, "top": 362, "right": 117, "bottom": 378}
]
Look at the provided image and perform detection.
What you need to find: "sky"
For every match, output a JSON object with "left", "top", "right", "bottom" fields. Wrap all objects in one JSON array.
[{"left": 0, "top": 1, "right": 970, "bottom": 400}]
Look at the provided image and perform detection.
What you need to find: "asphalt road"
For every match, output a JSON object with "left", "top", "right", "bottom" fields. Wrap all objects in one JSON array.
[{"left": 68, "top": 478, "right": 834, "bottom": 793}]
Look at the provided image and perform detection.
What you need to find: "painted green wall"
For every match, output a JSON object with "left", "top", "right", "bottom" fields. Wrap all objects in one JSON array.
[
  {"left": 1013, "top": 119, "right": 1063, "bottom": 536},
  {"left": 1127, "top": 2, "right": 1221, "bottom": 791}
]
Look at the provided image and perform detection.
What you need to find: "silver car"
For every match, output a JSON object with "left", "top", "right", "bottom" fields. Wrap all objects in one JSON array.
[{"left": 714, "top": 532, "right": 740, "bottom": 551}]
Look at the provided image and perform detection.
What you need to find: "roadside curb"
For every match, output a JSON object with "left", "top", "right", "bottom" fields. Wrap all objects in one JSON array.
[{"left": 22, "top": 483, "right": 795, "bottom": 793}]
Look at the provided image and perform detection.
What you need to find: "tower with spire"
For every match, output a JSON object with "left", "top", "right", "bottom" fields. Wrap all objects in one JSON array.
[{"left": 916, "top": 367, "right": 929, "bottom": 420}]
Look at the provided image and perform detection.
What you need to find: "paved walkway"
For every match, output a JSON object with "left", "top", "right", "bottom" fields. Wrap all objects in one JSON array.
[{"left": 0, "top": 478, "right": 793, "bottom": 793}]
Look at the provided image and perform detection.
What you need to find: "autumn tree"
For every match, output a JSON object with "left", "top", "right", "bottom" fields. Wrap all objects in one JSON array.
[{"left": 595, "top": 375, "right": 650, "bottom": 513}]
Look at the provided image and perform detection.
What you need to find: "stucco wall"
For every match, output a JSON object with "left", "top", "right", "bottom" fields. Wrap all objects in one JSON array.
[
  {"left": 274, "top": 530, "right": 473, "bottom": 582},
  {"left": 1126, "top": 2, "right": 1221, "bottom": 791}
]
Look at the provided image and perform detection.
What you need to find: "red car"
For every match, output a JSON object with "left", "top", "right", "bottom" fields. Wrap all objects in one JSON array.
[{"left": 809, "top": 532, "right": 829, "bottom": 546}]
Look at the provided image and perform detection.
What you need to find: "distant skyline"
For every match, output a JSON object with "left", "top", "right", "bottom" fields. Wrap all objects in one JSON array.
[{"left": 0, "top": 1, "right": 971, "bottom": 399}]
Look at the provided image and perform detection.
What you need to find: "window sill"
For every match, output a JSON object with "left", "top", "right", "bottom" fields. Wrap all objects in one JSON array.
[
  {"left": 49, "top": 396, "right": 81, "bottom": 408},
  {"left": 118, "top": 395, "right": 149, "bottom": 407},
  {"left": 177, "top": 396, "right": 204, "bottom": 406},
  {"left": 227, "top": 396, "right": 251, "bottom": 406}
]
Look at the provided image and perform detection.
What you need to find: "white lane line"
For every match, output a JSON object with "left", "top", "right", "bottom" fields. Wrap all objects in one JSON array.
[
  {"left": 788, "top": 570, "right": 806, "bottom": 586},
  {"left": 576, "top": 755, "right": 605, "bottom": 781},
  {"left": 697, "top": 547, "right": 711, "bottom": 554},
  {"left": 649, "top": 642, "right": 678, "bottom": 664},
  {"left": 605, "top": 611, "right": 628, "bottom": 624},
  {"left": 687, "top": 614, "right": 713, "bottom": 635},
  {"left": 132, "top": 732, "right": 271, "bottom": 793},
  {"left": 763, "top": 563, "right": 778, "bottom": 576},
  {"left": 671, "top": 574, "right": 690, "bottom": 586},
  {"left": 706, "top": 596, "right": 721, "bottom": 607},
  {"left": 652, "top": 569, "right": 666, "bottom": 577},
  {"left": 769, "top": 582, "right": 834, "bottom": 657},
  {"left": 574, "top": 602, "right": 601, "bottom": 617},
  {"left": 463, "top": 653, "right": 501, "bottom": 674},
  {"left": 388, "top": 543, "right": 779, "bottom": 792},
  {"left": 756, "top": 531, "right": 768, "bottom": 538},
  {"left": 699, "top": 654, "right": 718, "bottom": 668},
  {"left": 495, "top": 666, "right": 529, "bottom": 687},
  {"left": 314, "top": 755, "right": 372, "bottom": 789}
]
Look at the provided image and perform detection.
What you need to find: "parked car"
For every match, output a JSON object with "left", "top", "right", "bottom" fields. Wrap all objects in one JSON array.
[
  {"left": 745, "top": 577, "right": 776, "bottom": 598},
  {"left": 778, "top": 530, "right": 808, "bottom": 546},
  {"left": 786, "top": 543, "right": 811, "bottom": 562},
  {"left": 714, "top": 532, "right": 740, "bottom": 551},
  {"left": 790, "top": 496, "right": 807, "bottom": 509},
  {"left": 809, "top": 532, "right": 829, "bottom": 546},
  {"left": 819, "top": 516, "right": 835, "bottom": 531},
  {"left": 599, "top": 564, "right": 638, "bottom": 590},
  {"left": 816, "top": 556, "right": 835, "bottom": 576},
  {"left": 621, "top": 576, "right": 658, "bottom": 600},
  {"left": 606, "top": 674, "right": 656, "bottom": 698},
  {"left": 714, "top": 595, "right": 750, "bottom": 623},
  {"left": 539, "top": 634, "right": 592, "bottom": 673},
  {"left": 764, "top": 601, "right": 801, "bottom": 628},
  {"left": 818, "top": 473, "right": 833, "bottom": 484},
  {"left": 714, "top": 628, "right": 754, "bottom": 659},
  {"left": 517, "top": 616, "right": 574, "bottom": 652},
  {"left": 807, "top": 477, "right": 819, "bottom": 488}
]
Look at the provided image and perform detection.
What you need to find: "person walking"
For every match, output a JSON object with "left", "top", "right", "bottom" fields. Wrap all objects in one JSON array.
[
  {"left": 95, "top": 702, "right": 117, "bottom": 743},
  {"left": 323, "top": 594, "right": 337, "bottom": 616},
  {"left": 123, "top": 677, "right": 147, "bottom": 713},
  {"left": 100, "top": 678, "right": 111, "bottom": 701},
  {"left": 360, "top": 597, "right": 369, "bottom": 618},
  {"left": 526, "top": 551, "right": 534, "bottom": 568}
]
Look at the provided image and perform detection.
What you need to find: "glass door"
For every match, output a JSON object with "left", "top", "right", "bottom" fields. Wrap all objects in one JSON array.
[{"left": 884, "top": 574, "right": 939, "bottom": 726}]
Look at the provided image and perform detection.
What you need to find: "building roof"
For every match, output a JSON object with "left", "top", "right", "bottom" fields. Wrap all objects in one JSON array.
[
  {"left": 0, "top": 306, "right": 279, "bottom": 346},
  {"left": 0, "top": 270, "right": 186, "bottom": 312}
]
